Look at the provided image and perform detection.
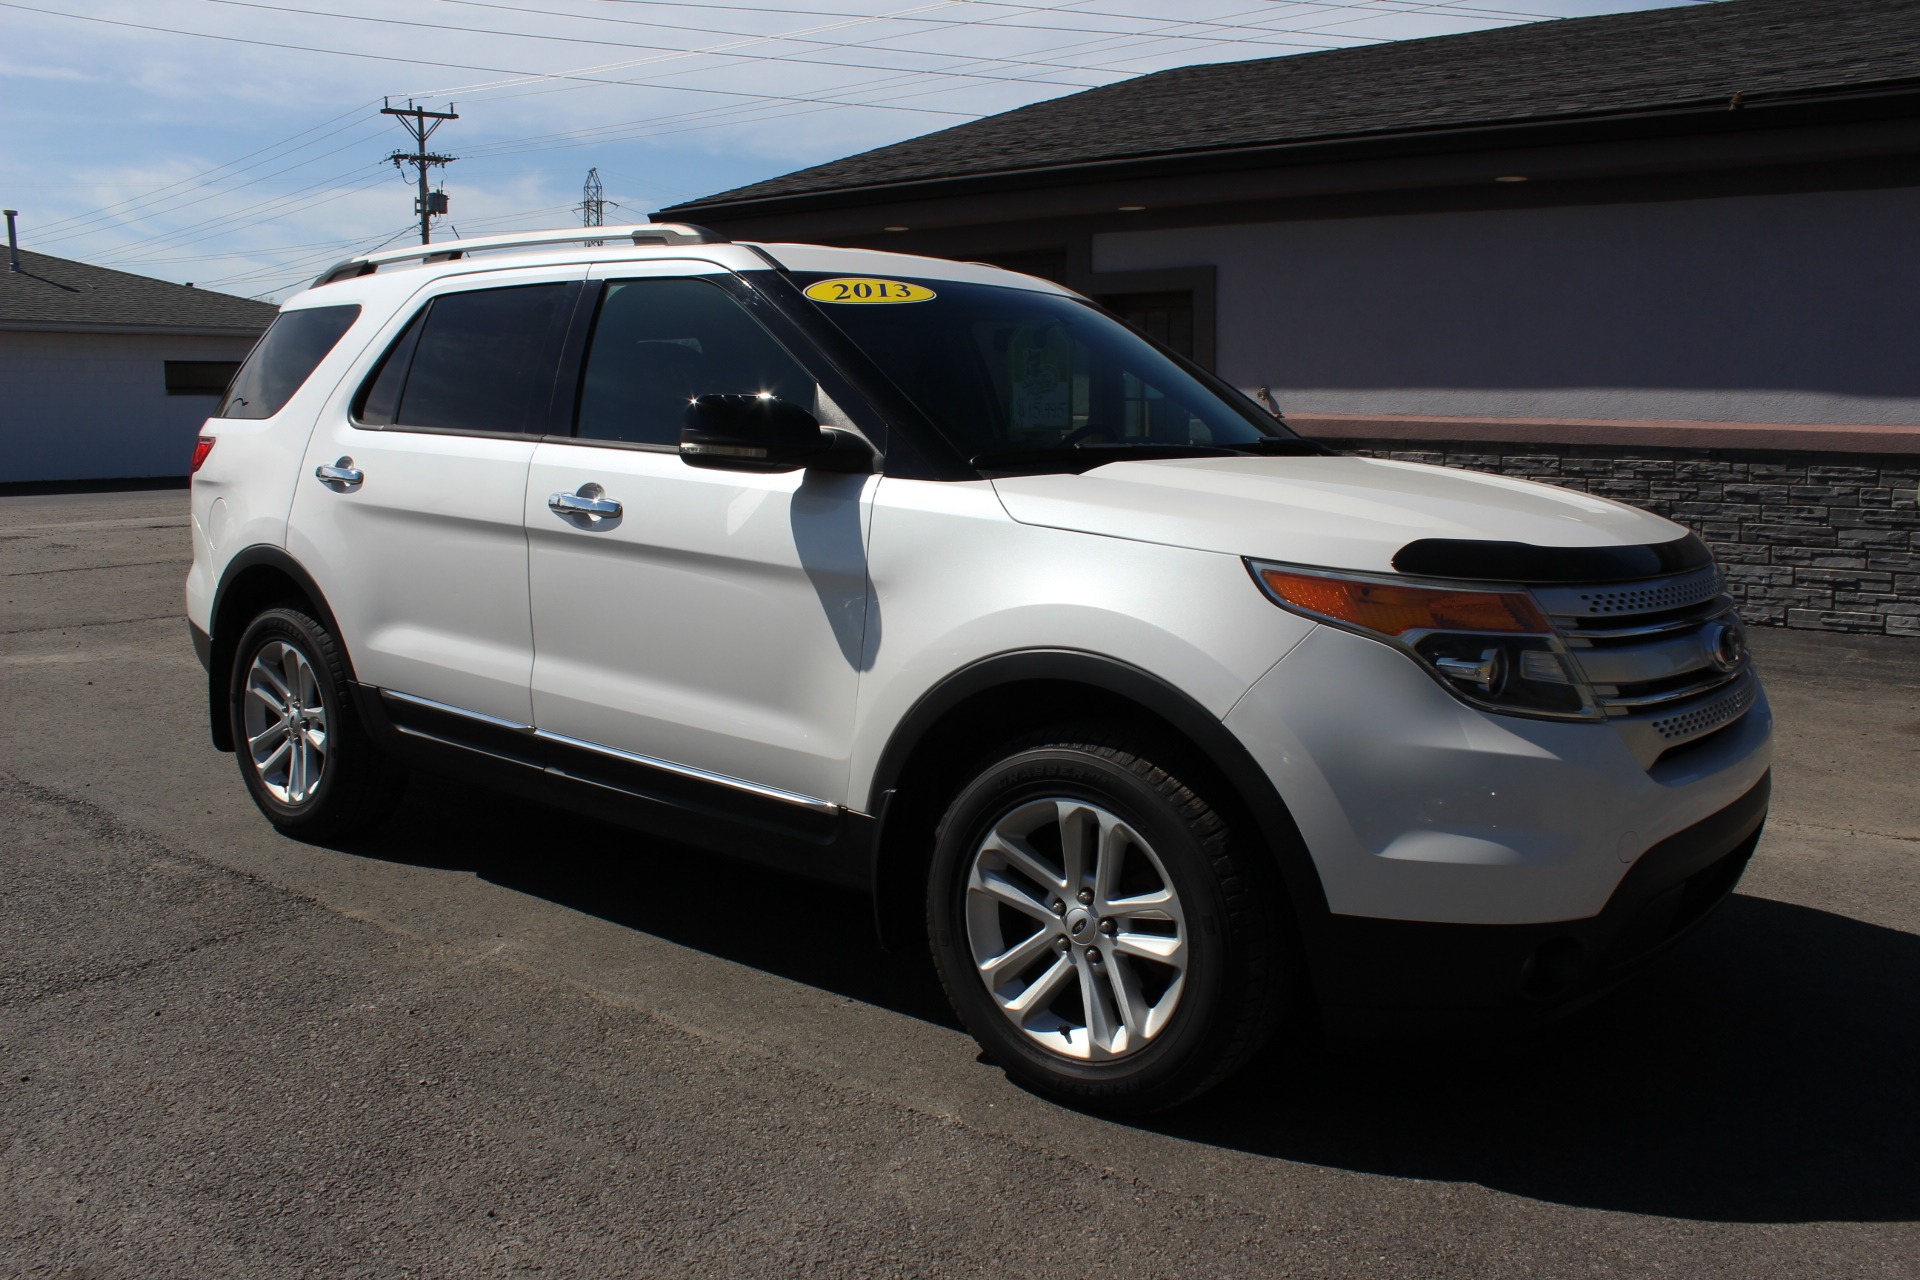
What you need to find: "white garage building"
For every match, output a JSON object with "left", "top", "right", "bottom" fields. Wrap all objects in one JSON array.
[{"left": 1, "top": 249, "right": 275, "bottom": 485}]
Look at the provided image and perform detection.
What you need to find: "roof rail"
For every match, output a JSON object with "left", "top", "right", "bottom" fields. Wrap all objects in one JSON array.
[{"left": 311, "top": 223, "right": 728, "bottom": 288}]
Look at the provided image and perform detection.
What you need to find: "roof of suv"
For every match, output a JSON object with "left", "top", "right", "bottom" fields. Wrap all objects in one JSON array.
[{"left": 288, "top": 226, "right": 1072, "bottom": 312}]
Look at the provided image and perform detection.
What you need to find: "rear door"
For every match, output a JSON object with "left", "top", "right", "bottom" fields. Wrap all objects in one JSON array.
[
  {"left": 523, "top": 263, "right": 877, "bottom": 807},
  {"left": 288, "top": 265, "right": 583, "bottom": 724}
]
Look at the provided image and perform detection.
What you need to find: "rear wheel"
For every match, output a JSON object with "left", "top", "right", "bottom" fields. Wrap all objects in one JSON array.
[
  {"left": 228, "top": 606, "right": 405, "bottom": 838},
  {"left": 927, "top": 733, "right": 1292, "bottom": 1112}
]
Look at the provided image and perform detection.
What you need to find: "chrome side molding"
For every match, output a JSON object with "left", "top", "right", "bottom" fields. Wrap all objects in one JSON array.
[{"left": 378, "top": 688, "right": 842, "bottom": 816}]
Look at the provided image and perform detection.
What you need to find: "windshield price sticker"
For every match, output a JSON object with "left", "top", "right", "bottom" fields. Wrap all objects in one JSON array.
[{"left": 804, "top": 278, "right": 936, "bottom": 304}]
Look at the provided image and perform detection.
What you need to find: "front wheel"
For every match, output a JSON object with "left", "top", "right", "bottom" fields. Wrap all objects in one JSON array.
[
  {"left": 228, "top": 606, "right": 405, "bottom": 839},
  {"left": 927, "top": 734, "right": 1293, "bottom": 1113}
]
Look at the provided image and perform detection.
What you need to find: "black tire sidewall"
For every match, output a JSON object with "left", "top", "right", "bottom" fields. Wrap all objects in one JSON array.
[
  {"left": 928, "top": 744, "right": 1245, "bottom": 1106},
  {"left": 228, "top": 608, "right": 349, "bottom": 831}
]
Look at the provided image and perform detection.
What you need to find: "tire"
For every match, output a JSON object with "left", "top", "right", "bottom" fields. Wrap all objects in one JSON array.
[
  {"left": 927, "top": 732, "right": 1293, "bottom": 1113},
  {"left": 228, "top": 605, "right": 406, "bottom": 839}
]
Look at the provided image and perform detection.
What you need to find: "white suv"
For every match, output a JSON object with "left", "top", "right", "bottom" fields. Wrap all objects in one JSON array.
[{"left": 187, "top": 225, "right": 1772, "bottom": 1111}]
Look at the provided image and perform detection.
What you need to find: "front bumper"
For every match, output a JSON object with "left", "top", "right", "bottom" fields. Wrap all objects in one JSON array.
[
  {"left": 1311, "top": 771, "right": 1767, "bottom": 1023},
  {"left": 1225, "top": 624, "right": 1773, "bottom": 926}
]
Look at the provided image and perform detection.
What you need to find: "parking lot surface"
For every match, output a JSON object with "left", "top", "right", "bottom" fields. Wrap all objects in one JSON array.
[{"left": 3, "top": 488, "right": 1917, "bottom": 1278}]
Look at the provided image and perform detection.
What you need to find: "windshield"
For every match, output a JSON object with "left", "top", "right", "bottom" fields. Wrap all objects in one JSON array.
[{"left": 792, "top": 273, "right": 1302, "bottom": 468}]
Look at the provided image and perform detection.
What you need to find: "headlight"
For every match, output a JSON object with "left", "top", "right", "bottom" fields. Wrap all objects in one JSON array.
[{"left": 1248, "top": 562, "right": 1599, "bottom": 720}]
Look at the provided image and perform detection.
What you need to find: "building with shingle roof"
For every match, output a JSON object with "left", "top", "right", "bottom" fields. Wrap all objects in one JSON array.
[
  {"left": 666, "top": 0, "right": 1920, "bottom": 636},
  {"left": 676, "top": 0, "right": 1918, "bottom": 217},
  {"left": 1, "top": 248, "right": 276, "bottom": 483}
]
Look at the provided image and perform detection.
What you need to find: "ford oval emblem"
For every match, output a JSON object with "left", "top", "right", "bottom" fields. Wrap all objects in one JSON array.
[{"left": 1707, "top": 620, "right": 1746, "bottom": 672}]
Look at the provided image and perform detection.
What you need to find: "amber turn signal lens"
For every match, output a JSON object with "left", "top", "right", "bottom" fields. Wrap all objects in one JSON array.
[{"left": 1257, "top": 567, "right": 1549, "bottom": 636}]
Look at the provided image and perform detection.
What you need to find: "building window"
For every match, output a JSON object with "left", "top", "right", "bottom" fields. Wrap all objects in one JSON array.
[
  {"left": 165, "top": 360, "right": 241, "bottom": 397},
  {"left": 1100, "top": 291, "right": 1194, "bottom": 360}
]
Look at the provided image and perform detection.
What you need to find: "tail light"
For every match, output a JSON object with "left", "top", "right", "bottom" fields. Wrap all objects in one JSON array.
[{"left": 191, "top": 435, "right": 215, "bottom": 474}]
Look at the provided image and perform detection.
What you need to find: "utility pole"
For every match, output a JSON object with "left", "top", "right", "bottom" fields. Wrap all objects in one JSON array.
[
  {"left": 580, "top": 168, "right": 606, "bottom": 229},
  {"left": 381, "top": 99, "right": 457, "bottom": 245}
]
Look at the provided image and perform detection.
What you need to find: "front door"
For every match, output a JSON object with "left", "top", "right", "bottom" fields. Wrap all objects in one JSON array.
[
  {"left": 288, "top": 265, "right": 583, "bottom": 724},
  {"left": 524, "top": 266, "right": 876, "bottom": 808}
]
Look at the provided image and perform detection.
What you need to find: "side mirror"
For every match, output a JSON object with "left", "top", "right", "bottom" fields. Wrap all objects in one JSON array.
[{"left": 680, "top": 393, "right": 871, "bottom": 473}]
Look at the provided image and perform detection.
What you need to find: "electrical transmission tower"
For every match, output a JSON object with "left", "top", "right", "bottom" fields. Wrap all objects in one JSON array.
[
  {"left": 382, "top": 99, "right": 457, "bottom": 245},
  {"left": 580, "top": 168, "right": 607, "bottom": 243}
]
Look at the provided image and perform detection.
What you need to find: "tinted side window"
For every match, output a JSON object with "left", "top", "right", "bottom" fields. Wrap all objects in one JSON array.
[
  {"left": 353, "top": 308, "right": 426, "bottom": 427},
  {"left": 216, "top": 304, "right": 361, "bottom": 419},
  {"left": 390, "top": 284, "right": 571, "bottom": 434},
  {"left": 576, "top": 278, "right": 816, "bottom": 446}
]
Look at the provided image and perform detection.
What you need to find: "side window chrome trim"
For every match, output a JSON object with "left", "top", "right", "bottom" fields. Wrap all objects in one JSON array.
[
  {"left": 536, "top": 436, "right": 680, "bottom": 455},
  {"left": 351, "top": 424, "right": 547, "bottom": 443}
]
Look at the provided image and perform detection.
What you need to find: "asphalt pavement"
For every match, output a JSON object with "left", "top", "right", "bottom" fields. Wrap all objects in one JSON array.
[{"left": 2, "top": 487, "right": 1916, "bottom": 1278}]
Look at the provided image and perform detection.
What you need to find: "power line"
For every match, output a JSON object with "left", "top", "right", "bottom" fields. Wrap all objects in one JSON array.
[
  {"left": 187, "top": 0, "right": 1124, "bottom": 92},
  {"left": 35, "top": 124, "right": 391, "bottom": 247},
  {"left": 0, "top": 2, "right": 986, "bottom": 118},
  {"left": 88, "top": 167, "right": 396, "bottom": 265},
  {"left": 27, "top": 103, "right": 380, "bottom": 239}
]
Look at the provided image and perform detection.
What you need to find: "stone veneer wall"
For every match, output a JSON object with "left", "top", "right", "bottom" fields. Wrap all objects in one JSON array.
[{"left": 1337, "top": 440, "right": 1920, "bottom": 636}]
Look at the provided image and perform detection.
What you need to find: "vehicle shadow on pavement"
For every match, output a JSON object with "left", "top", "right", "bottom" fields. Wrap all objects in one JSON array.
[
  {"left": 349, "top": 774, "right": 958, "bottom": 1029},
  {"left": 1155, "top": 893, "right": 1920, "bottom": 1224},
  {"left": 344, "top": 779, "right": 1916, "bottom": 1225}
]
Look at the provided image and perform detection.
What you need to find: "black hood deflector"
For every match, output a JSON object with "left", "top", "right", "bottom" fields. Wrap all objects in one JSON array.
[{"left": 1392, "top": 532, "right": 1712, "bottom": 584}]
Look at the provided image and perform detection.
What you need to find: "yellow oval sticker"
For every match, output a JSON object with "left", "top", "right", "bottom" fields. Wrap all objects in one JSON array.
[{"left": 803, "top": 277, "right": 936, "bottom": 304}]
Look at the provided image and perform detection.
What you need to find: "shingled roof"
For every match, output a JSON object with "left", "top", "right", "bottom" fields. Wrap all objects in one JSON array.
[
  {"left": 0, "top": 249, "right": 277, "bottom": 332},
  {"left": 667, "top": 0, "right": 1920, "bottom": 215}
]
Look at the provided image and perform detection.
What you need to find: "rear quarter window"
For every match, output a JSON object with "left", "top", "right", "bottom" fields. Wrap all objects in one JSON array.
[{"left": 216, "top": 304, "right": 361, "bottom": 420}]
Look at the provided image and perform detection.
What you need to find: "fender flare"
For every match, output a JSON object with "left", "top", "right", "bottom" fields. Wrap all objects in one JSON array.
[
  {"left": 204, "top": 544, "right": 348, "bottom": 751},
  {"left": 867, "top": 648, "right": 1333, "bottom": 944}
]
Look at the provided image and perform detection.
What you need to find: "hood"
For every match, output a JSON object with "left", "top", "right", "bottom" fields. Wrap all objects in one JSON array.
[{"left": 990, "top": 455, "right": 1687, "bottom": 576}]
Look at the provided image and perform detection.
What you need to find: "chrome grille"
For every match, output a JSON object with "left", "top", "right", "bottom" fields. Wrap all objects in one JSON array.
[
  {"left": 1534, "top": 566, "right": 1756, "bottom": 762},
  {"left": 1651, "top": 678, "right": 1757, "bottom": 741},
  {"left": 1534, "top": 566, "right": 1723, "bottom": 619}
]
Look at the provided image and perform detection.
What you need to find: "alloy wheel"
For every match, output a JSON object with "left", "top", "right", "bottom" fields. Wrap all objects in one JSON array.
[
  {"left": 964, "top": 797, "right": 1188, "bottom": 1061},
  {"left": 241, "top": 640, "right": 329, "bottom": 805}
]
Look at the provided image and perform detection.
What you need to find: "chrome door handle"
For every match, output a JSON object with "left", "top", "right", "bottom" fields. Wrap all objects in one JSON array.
[
  {"left": 315, "top": 457, "right": 363, "bottom": 488},
  {"left": 548, "top": 489, "right": 622, "bottom": 519}
]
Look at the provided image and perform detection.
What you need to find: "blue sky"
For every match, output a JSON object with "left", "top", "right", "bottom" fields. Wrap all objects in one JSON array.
[{"left": 3, "top": 0, "right": 1695, "bottom": 300}]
